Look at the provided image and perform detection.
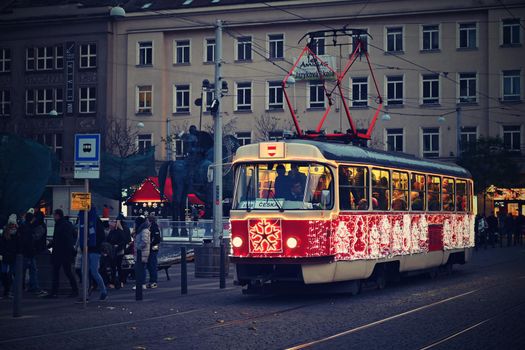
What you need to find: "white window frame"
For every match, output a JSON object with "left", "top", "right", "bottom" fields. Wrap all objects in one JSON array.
[
  {"left": 236, "top": 36, "right": 252, "bottom": 61},
  {"left": 55, "top": 45, "right": 63, "bottom": 70},
  {"left": 79, "top": 86, "right": 96, "bottom": 114},
  {"left": 267, "top": 81, "right": 283, "bottom": 110},
  {"left": 204, "top": 38, "right": 215, "bottom": 63},
  {"left": 54, "top": 88, "right": 63, "bottom": 115},
  {"left": 457, "top": 22, "right": 478, "bottom": 49},
  {"left": 458, "top": 72, "right": 478, "bottom": 103},
  {"left": 137, "top": 134, "right": 153, "bottom": 153},
  {"left": 421, "top": 127, "right": 440, "bottom": 158},
  {"left": 36, "top": 88, "right": 54, "bottom": 115},
  {"left": 0, "top": 48, "right": 11, "bottom": 72},
  {"left": 36, "top": 46, "right": 54, "bottom": 71},
  {"left": 236, "top": 131, "right": 252, "bottom": 146},
  {"left": 502, "top": 125, "right": 522, "bottom": 152},
  {"left": 460, "top": 126, "right": 478, "bottom": 148},
  {"left": 310, "top": 34, "right": 325, "bottom": 55},
  {"left": 174, "top": 39, "right": 191, "bottom": 64},
  {"left": 268, "top": 33, "right": 284, "bottom": 59},
  {"left": 79, "top": 43, "right": 97, "bottom": 69},
  {"left": 235, "top": 82, "right": 252, "bottom": 111},
  {"left": 385, "top": 26, "right": 404, "bottom": 52},
  {"left": 385, "top": 128, "right": 404, "bottom": 152},
  {"left": 351, "top": 76, "right": 368, "bottom": 107},
  {"left": 351, "top": 28, "right": 368, "bottom": 54},
  {"left": 421, "top": 24, "right": 440, "bottom": 51},
  {"left": 502, "top": 70, "right": 522, "bottom": 101},
  {"left": 501, "top": 18, "right": 521, "bottom": 45},
  {"left": 136, "top": 85, "right": 153, "bottom": 114},
  {"left": 386, "top": 75, "right": 404, "bottom": 106},
  {"left": 174, "top": 84, "right": 191, "bottom": 113},
  {"left": 421, "top": 74, "right": 440, "bottom": 104},
  {"left": 26, "top": 48, "right": 35, "bottom": 71},
  {"left": 307, "top": 81, "right": 325, "bottom": 108},
  {"left": 0, "top": 90, "right": 10, "bottom": 116},
  {"left": 26, "top": 89, "right": 35, "bottom": 115},
  {"left": 137, "top": 41, "right": 153, "bottom": 66}
]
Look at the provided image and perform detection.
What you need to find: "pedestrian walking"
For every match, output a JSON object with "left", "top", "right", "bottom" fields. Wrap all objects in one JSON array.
[
  {"left": 487, "top": 211, "right": 498, "bottom": 248},
  {"left": 132, "top": 216, "right": 150, "bottom": 291},
  {"left": 0, "top": 214, "right": 20, "bottom": 299},
  {"left": 504, "top": 213, "right": 515, "bottom": 247},
  {"left": 146, "top": 214, "right": 161, "bottom": 289},
  {"left": 475, "top": 214, "right": 488, "bottom": 250},
  {"left": 83, "top": 207, "right": 108, "bottom": 301},
  {"left": 498, "top": 211, "right": 507, "bottom": 247},
  {"left": 46, "top": 209, "right": 78, "bottom": 298},
  {"left": 106, "top": 219, "right": 126, "bottom": 289},
  {"left": 20, "top": 211, "right": 46, "bottom": 295}
]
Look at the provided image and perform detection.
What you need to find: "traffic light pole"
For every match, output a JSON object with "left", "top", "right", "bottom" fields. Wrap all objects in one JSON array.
[{"left": 212, "top": 19, "right": 223, "bottom": 247}]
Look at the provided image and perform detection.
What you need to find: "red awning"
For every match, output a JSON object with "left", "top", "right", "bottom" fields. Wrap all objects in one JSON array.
[{"left": 126, "top": 177, "right": 205, "bottom": 206}]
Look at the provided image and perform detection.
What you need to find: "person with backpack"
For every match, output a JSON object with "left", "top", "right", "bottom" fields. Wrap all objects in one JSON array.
[
  {"left": 20, "top": 211, "right": 46, "bottom": 295},
  {"left": 46, "top": 209, "right": 78, "bottom": 298},
  {"left": 146, "top": 214, "right": 161, "bottom": 289}
]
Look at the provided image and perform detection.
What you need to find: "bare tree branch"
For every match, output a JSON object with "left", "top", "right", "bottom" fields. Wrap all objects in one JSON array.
[{"left": 103, "top": 119, "right": 139, "bottom": 158}]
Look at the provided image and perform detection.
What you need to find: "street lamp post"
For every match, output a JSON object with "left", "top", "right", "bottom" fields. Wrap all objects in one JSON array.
[{"left": 212, "top": 20, "right": 223, "bottom": 247}]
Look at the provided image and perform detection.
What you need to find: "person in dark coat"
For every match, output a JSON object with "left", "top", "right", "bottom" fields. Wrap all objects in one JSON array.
[
  {"left": 0, "top": 214, "right": 20, "bottom": 298},
  {"left": 106, "top": 219, "right": 126, "bottom": 289},
  {"left": 146, "top": 214, "right": 161, "bottom": 289},
  {"left": 46, "top": 209, "right": 78, "bottom": 298},
  {"left": 487, "top": 211, "right": 498, "bottom": 248},
  {"left": 84, "top": 207, "right": 108, "bottom": 300},
  {"left": 20, "top": 212, "right": 46, "bottom": 294}
]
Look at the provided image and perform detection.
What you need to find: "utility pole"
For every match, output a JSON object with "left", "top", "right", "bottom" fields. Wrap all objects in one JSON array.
[
  {"left": 166, "top": 118, "right": 172, "bottom": 161},
  {"left": 212, "top": 19, "right": 223, "bottom": 247},
  {"left": 456, "top": 107, "right": 462, "bottom": 158}
]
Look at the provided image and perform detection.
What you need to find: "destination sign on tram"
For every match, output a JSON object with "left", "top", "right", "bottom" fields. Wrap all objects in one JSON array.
[{"left": 238, "top": 198, "right": 285, "bottom": 210}]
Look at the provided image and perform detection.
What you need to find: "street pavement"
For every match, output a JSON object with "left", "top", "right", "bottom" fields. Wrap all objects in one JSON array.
[{"left": 0, "top": 245, "right": 524, "bottom": 350}]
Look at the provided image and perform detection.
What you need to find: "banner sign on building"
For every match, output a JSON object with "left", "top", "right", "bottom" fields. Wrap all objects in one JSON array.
[
  {"left": 65, "top": 41, "right": 75, "bottom": 115},
  {"left": 292, "top": 55, "right": 337, "bottom": 81}
]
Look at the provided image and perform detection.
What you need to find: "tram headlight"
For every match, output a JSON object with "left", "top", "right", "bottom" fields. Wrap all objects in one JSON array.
[
  {"left": 286, "top": 237, "right": 298, "bottom": 249},
  {"left": 232, "top": 236, "right": 243, "bottom": 248}
]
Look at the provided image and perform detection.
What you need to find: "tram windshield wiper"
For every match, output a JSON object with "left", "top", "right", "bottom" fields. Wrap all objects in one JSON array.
[{"left": 266, "top": 180, "right": 284, "bottom": 212}]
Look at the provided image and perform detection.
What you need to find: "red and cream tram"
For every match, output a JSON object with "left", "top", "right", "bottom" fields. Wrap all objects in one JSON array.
[{"left": 229, "top": 139, "right": 474, "bottom": 291}]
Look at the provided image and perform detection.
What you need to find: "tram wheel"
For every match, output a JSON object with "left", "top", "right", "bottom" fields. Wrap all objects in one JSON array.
[
  {"left": 349, "top": 280, "right": 362, "bottom": 296},
  {"left": 375, "top": 268, "right": 387, "bottom": 290},
  {"left": 428, "top": 267, "right": 439, "bottom": 279},
  {"left": 444, "top": 262, "right": 454, "bottom": 276}
]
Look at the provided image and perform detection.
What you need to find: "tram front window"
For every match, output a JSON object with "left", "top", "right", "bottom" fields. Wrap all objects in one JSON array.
[{"left": 233, "top": 163, "right": 333, "bottom": 210}]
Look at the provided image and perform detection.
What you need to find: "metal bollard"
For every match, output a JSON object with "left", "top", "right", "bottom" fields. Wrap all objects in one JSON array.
[
  {"left": 135, "top": 250, "right": 143, "bottom": 301},
  {"left": 13, "top": 254, "right": 23, "bottom": 318},
  {"left": 181, "top": 247, "right": 187, "bottom": 294},
  {"left": 219, "top": 241, "right": 226, "bottom": 289}
]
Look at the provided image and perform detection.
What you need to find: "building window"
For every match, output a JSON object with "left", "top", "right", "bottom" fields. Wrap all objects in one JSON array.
[
  {"left": 136, "top": 85, "right": 152, "bottom": 114},
  {"left": 0, "top": 90, "right": 10, "bottom": 116},
  {"left": 502, "top": 70, "right": 521, "bottom": 101},
  {"left": 386, "top": 128, "right": 403, "bottom": 152},
  {"left": 79, "top": 87, "right": 96, "bottom": 113},
  {"left": 458, "top": 22, "right": 477, "bottom": 49},
  {"left": 268, "top": 34, "right": 284, "bottom": 59},
  {"left": 386, "top": 27, "right": 403, "bottom": 52},
  {"left": 80, "top": 43, "right": 96, "bottom": 68},
  {"left": 422, "top": 74, "right": 439, "bottom": 104},
  {"left": 352, "top": 31, "right": 368, "bottom": 53},
  {"left": 350, "top": 77, "right": 368, "bottom": 107},
  {"left": 459, "top": 73, "right": 477, "bottom": 103},
  {"left": 26, "top": 48, "right": 35, "bottom": 71},
  {"left": 175, "top": 136, "right": 185, "bottom": 159},
  {"left": 236, "top": 36, "right": 252, "bottom": 61},
  {"left": 236, "top": 132, "right": 252, "bottom": 146},
  {"left": 269, "top": 130, "right": 284, "bottom": 141},
  {"left": 26, "top": 90, "right": 35, "bottom": 115},
  {"left": 138, "top": 41, "right": 153, "bottom": 66},
  {"left": 502, "top": 18, "right": 521, "bottom": 45},
  {"left": 205, "top": 83, "right": 215, "bottom": 112},
  {"left": 175, "top": 40, "right": 190, "bottom": 64},
  {"left": 54, "top": 88, "right": 63, "bottom": 114},
  {"left": 174, "top": 85, "right": 190, "bottom": 113},
  {"left": 55, "top": 45, "right": 63, "bottom": 70},
  {"left": 137, "top": 134, "right": 152, "bottom": 154},
  {"left": 268, "top": 81, "right": 283, "bottom": 110},
  {"left": 205, "top": 38, "right": 215, "bottom": 63},
  {"left": 386, "top": 76, "right": 403, "bottom": 105},
  {"left": 36, "top": 88, "right": 54, "bottom": 115},
  {"left": 503, "top": 125, "right": 521, "bottom": 152},
  {"left": 422, "top": 127, "right": 440, "bottom": 158},
  {"left": 37, "top": 46, "right": 54, "bottom": 70},
  {"left": 0, "top": 49, "right": 11, "bottom": 72},
  {"left": 36, "top": 133, "right": 63, "bottom": 160},
  {"left": 422, "top": 25, "right": 439, "bottom": 51},
  {"left": 235, "top": 82, "right": 252, "bottom": 111},
  {"left": 308, "top": 81, "right": 325, "bottom": 108},
  {"left": 310, "top": 35, "right": 325, "bottom": 55},
  {"left": 460, "top": 126, "right": 477, "bottom": 148}
]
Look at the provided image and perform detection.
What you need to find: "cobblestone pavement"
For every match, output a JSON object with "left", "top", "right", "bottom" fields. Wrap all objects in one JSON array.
[{"left": 0, "top": 246, "right": 524, "bottom": 350}]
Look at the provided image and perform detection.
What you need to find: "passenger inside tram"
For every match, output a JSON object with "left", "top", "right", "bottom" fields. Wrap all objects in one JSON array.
[{"left": 274, "top": 164, "right": 289, "bottom": 198}]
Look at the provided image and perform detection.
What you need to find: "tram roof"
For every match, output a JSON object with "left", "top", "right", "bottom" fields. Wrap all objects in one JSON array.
[{"left": 287, "top": 139, "right": 472, "bottom": 178}]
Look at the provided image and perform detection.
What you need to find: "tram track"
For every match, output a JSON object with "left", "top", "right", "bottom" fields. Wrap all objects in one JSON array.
[{"left": 284, "top": 274, "right": 525, "bottom": 349}]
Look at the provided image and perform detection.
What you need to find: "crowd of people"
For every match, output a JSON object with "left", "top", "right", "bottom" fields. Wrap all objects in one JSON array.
[
  {"left": 0, "top": 208, "right": 162, "bottom": 301},
  {"left": 475, "top": 210, "right": 525, "bottom": 249}
]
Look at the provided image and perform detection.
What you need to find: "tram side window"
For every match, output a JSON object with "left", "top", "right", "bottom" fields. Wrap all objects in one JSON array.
[
  {"left": 442, "top": 177, "right": 455, "bottom": 211},
  {"left": 410, "top": 173, "right": 426, "bottom": 210},
  {"left": 456, "top": 179, "right": 467, "bottom": 212},
  {"left": 339, "top": 166, "right": 369, "bottom": 210},
  {"left": 427, "top": 175, "right": 441, "bottom": 211},
  {"left": 392, "top": 171, "right": 409, "bottom": 210},
  {"left": 372, "top": 168, "right": 390, "bottom": 210}
]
